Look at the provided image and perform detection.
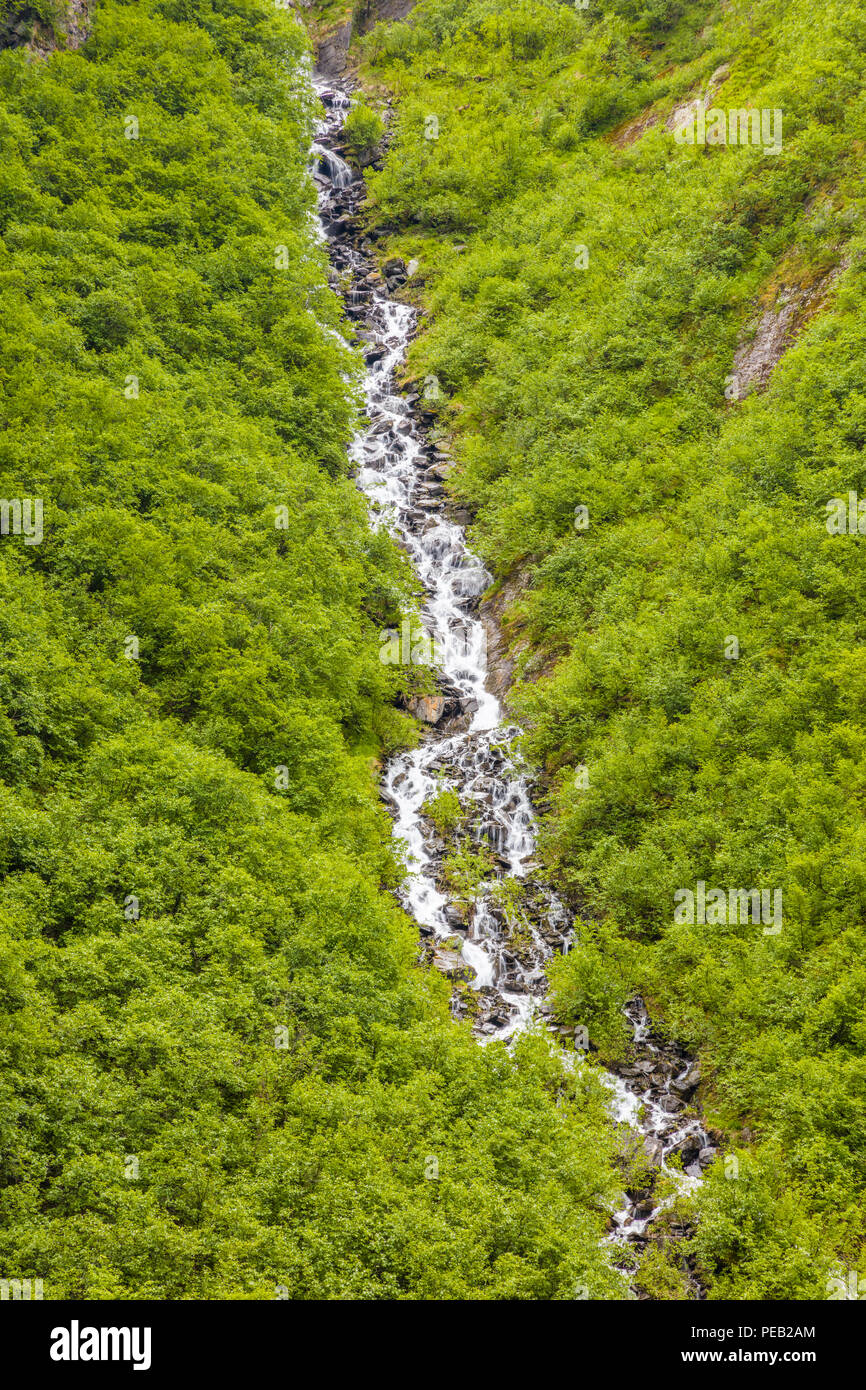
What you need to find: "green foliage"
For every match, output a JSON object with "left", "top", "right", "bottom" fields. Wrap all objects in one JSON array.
[
  {"left": 634, "top": 1242, "right": 691, "bottom": 1301},
  {"left": 442, "top": 840, "right": 495, "bottom": 914},
  {"left": 0, "top": 0, "right": 626, "bottom": 1299},
  {"left": 548, "top": 920, "right": 632, "bottom": 1058},
  {"left": 422, "top": 784, "right": 464, "bottom": 834},
  {"left": 342, "top": 98, "right": 384, "bottom": 159},
  {"left": 75, "top": 291, "right": 138, "bottom": 351},
  {"left": 691, "top": 1149, "right": 842, "bottom": 1299},
  {"left": 364, "top": 0, "right": 866, "bottom": 1296}
]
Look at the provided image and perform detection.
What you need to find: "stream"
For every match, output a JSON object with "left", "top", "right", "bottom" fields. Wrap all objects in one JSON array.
[{"left": 310, "top": 73, "right": 715, "bottom": 1290}]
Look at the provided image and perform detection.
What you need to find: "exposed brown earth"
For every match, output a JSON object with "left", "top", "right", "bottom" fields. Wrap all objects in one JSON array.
[{"left": 610, "top": 64, "right": 731, "bottom": 149}]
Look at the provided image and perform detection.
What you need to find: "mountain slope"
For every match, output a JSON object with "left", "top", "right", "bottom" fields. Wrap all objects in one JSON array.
[
  {"left": 356, "top": 0, "right": 866, "bottom": 1298},
  {"left": 0, "top": 0, "right": 625, "bottom": 1299}
]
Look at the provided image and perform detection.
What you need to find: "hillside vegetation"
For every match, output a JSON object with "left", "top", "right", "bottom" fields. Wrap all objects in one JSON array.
[
  {"left": 0, "top": 0, "right": 627, "bottom": 1298},
  {"left": 360, "top": 0, "right": 866, "bottom": 1298}
]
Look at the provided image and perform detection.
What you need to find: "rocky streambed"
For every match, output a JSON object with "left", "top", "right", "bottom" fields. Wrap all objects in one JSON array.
[{"left": 310, "top": 72, "right": 716, "bottom": 1294}]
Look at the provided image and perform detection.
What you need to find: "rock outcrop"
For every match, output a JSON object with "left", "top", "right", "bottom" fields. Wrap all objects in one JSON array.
[
  {"left": 315, "top": 18, "right": 353, "bottom": 77},
  {"left": 315, "top": 0, "right": 418, "bottom": 75},
  {"left": 1, "top": 1, "right": 89, "bottom": 55},
  {"left": 728, "top": 261, "right": 846, "bottom": 399}
]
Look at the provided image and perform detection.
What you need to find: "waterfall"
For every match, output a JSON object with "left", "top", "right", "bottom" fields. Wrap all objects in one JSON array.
[
  {"left": 310, "top": 141, "right": 354, "bottom": 189},
  {"left": 310, "top": 74, "right": 714, "bottom": 1290}
]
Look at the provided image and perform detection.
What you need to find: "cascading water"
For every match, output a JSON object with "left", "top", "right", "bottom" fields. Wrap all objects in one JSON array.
[{"left": 310, "top": 73, "right": 715, "bottom": 1287}]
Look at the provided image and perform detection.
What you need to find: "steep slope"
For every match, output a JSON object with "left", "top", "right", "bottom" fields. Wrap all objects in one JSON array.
[
  {"left": 353, "top": 0, "right": 866, "bottom": 1298},
  {"left": 0, "top": 0, "right": 625, "bottom": 1299}
]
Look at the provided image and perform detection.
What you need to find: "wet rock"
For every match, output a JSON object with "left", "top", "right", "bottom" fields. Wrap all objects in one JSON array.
[
  {"left": 677, "top": 1139, "right": 702, "bottom": 1166},
  {"left": 671, "top": 1061, "right": 701, "bottom": 1094},
  {"left": 730, "top": 265, "right": 846, "bottom": 399},
  {"left": 432, "top": 948, "right": 469, "bottom": 979},
  {"left": 407, "top": 694, "right": 446, "bottom": 724},
  {"left": 643, "top": 1137, "right": 664, "bottom": 1167},
  {"left": 327, "top": 214, "right": 359, "bottom": 234},
  {"left": 441, "top": 905, "right": 465, "bottom": 931}
]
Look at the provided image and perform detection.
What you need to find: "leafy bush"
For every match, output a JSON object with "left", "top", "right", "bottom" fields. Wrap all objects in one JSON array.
[
  {"left": 423, "top": 785, "right": 464, "bottom": 834},
  {"left": 342, "top": 99, "right": 384, "bottom": 159}
]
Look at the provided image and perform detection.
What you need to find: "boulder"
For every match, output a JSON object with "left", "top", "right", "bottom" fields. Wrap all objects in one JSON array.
[
  {"left": 643, "top": 1137, "right": 664, "bottom": 1167},
  {"left": 432, "top": 948, "right": 469, "bottom": 980},
  {"left": 407, "top": 694, "right": 446, "bottom": 724},
  {"left": 441, "top": 905, "right": 465, "bottom": 931},
  {"left": 674, "top": 1061, "right": 701, "bottom": 1090}
]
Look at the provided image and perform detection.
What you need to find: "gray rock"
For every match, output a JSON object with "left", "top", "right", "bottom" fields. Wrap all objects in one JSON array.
[{"left": 643, "top": 1137, "right": 664, "bottom": 1167}]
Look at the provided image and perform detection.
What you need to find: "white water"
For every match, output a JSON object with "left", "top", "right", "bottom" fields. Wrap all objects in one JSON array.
[
  {"left": 310, "top": 75, "right": 713, "bottom": 1264},
  {"left": 312, "top": 79, "right": 567, "bottom": 1043}
]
